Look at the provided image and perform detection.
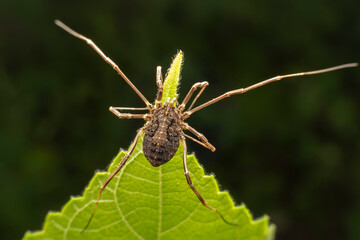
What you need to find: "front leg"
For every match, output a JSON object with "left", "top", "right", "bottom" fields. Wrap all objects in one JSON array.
[
  {"left": 179, "top": 81, "right": 209, "bottom": 111},
  {"left": 109, "top": 106, "right": 151, "bottom": 120},
  {"left": 155, "top": 66, "right": 164, "bottom": 108}
]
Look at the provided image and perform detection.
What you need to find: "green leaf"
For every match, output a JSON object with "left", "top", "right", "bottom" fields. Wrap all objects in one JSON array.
[
  {"left": 161, "top": 50, "right": 183, "bottom": 103},
  {"left": 23, "top": 51, "right": 275, "bottom": 239},
  {"left": 23, "top": 137, "right": 275, "bottom": 240}
]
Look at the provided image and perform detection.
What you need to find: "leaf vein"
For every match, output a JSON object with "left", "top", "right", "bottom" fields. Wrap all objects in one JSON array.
[
  {"left": 160, "top": 202, "right": 201, "bottom": 236},
  {"left": 119, "top": 187, "right": 159, "bottom": 198},
  {"left": 113, "top": 151, "right": 145, "bottom": 240},
  {"left": 123, "top": 172, "right": 159, "bottom": 185}
]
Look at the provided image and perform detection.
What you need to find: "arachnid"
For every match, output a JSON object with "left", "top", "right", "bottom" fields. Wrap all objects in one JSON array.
[{"left": 55, "top": 20, "right": 358, "bottom": 230}]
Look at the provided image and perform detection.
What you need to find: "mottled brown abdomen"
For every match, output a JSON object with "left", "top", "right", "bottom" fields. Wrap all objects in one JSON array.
[{"left": 143, "top": 107, "right": 180, "bottom": 167}]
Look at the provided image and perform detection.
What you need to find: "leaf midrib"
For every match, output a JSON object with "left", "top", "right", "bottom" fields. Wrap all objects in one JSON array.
[{"left": 157, "top": 165, "right": 162, "bottom": 240}]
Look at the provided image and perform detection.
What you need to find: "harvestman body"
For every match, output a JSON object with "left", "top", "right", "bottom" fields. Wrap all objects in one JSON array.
[{"left": 55, "top": 20, "right": 358, "bottom": 231}]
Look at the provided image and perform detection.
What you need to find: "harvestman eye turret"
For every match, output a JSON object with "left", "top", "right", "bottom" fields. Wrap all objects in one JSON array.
[{"left": 55, "top": 19, "right": 358, "bottom": 231}]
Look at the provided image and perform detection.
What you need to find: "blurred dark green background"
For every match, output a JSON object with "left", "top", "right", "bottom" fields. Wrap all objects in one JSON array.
[{"left": 1, "top": 0, "right": 359, "bottom": 239}]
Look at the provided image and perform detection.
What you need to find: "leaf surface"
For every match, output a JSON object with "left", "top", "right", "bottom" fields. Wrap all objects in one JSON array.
[{"left": 23, "top": 140, "right": 274, "bottom": 240}]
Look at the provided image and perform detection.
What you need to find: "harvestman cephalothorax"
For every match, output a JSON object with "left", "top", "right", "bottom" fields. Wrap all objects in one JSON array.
[{"left": 55, "top": 19, "right": 358, "bottom": 231}]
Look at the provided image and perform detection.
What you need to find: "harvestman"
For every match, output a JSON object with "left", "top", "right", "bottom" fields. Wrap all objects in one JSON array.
[{"left": 55, "top": 20, "right": 358, "bottom": 230}]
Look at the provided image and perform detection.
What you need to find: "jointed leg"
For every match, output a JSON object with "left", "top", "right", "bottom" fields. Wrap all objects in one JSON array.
[
  {"left": 183, "top": 133, "right": 213, "bottom": 150},
  {"left": 179, "top": 81, "right": 209, "bottom": 111},
  {"left": 82, "top": 127, "right": 146, "bottom": 231},
  {"left": 155, "top": 66, "right": 164, "bottom": 107},
  {"left": 184, "top": 63, "right": 358, "bottom": 116},
  {"left": 111, "top": 107, "right": 149, "bottom": 111},
  {"left": 55, "top": 20, "right": 153, "bottom": 109},
  {"left": 109, "top": 106, "right": 150, "bottom": 120},
  {"left": 181, "top": 123, "right": 215, "bottom": 152},
  {"left": 180, "top": 137, "right": 236, "bottom": 226}
]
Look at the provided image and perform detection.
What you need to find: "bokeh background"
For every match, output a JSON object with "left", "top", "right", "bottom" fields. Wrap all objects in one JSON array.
[{"left": 1, "top": 0, "right": 359, "bottom": 239}]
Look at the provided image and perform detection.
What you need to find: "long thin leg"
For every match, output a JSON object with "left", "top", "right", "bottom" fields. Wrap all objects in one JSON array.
[
  {"left": 184, "top": 63, "right": 358, "bottom": 117},
  {"left": 82, "top": 127, "right": 146, "bottom": 232},
  {"left": 180, "top": 136, "right": 237, "bottom": 226},
  {"left": 55, "top": 20, "right": 153, "bottom": 110},
  {"left": 112, "top": 107, "right": 149, "bottom": 111},
  {"left": 155, "top": 66, "right": 164, "bottom": 108},
  {"left": 181, "top": 123, "right": 215, "bottom": 152},
  {"left": 109, "top": 107, "right": 150, "bottom": 120},
  {"left": 183, "top": 133, "right": 213, "bottom": 150},
  {"left": 179, "top": 81, "right": 208, "bottom": 111}
]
